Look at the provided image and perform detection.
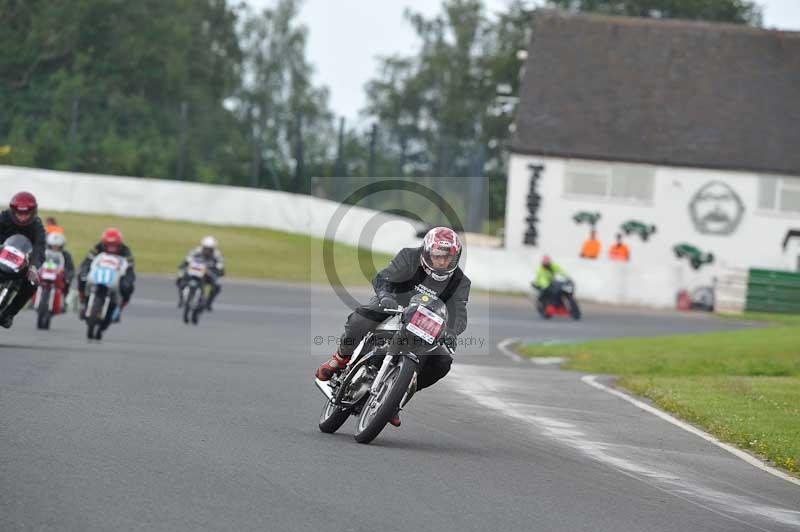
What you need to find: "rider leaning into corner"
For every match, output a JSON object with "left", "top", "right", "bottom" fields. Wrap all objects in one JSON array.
[
  {"left": 532, "top": 255, "right": 568, "bottom": 308},
  {"left": 0, "top": 192, "right": 46, "bottom": 329},
  {"left": 315, "top": 226, "right": 471, "bottom": 427},
  {"left": 78, "top": 228, "right": 136, "bottom": 321},
  {"left": 176, "top": 236, "right": 225, "bottom": 311}
]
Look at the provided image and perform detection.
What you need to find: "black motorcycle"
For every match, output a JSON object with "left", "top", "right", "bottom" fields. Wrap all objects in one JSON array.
[
  {"left": 316, "top": 293, "right": 452, "bottom": 444},
  {"left": 531, "top": 275, "right": 581, "bottom": 320},
  {"left": 178, "top": 258, "right": 215, "bottom": 325},
  {"left": 0, "top": 234, "right": 34, "bottom": 317}
]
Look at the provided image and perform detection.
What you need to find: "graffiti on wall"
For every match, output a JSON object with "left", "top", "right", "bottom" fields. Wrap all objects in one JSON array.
[
  {"left": 523, "top": 164, "right": 544, "bottom": 246},
  {"left": 689, "top": 181, "right": 745, "bottom": 235}
]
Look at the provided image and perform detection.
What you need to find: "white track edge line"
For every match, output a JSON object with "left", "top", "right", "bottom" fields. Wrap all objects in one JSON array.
[
  {"left": 497, "top": 338, "right": 523, "bottom": 362},
  {"left": 581, "top": 375, "right": 800, "bottom": 487},
  {"left": 497, "top": 338, "right": 565, "bottom": 365}
]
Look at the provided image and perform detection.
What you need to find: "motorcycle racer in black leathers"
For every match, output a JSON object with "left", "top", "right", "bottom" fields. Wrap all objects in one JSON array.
[
  {"left": 0, "top": 191, "right": 46, "bottom": 329},
  {"left": 315, "top": 227, "right": 470, "bottom": 426}
]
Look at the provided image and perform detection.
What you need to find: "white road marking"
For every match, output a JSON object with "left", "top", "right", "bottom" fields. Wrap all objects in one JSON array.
[
  {"left": 447, "top": 365, "right": 800, "bottom": 530},
  {"left": 582, "top": 375, "right": 800, "bottom": 488},
  {"left": 497, "top": 337, "right": 523, "bottom": 362},
  {"left": 134, "top": 298, "right": 310, "bottom": 315},
  {"left": 497, "top": 338, "right": 564, "bottom": 365}
]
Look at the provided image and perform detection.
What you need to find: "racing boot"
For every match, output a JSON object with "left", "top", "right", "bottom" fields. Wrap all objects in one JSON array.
[
  {"left": 388, "top": 411, "right": 401, "bottom": 427},
  {"left": 113, "top": 300, "right": 129, "bottom": 323},
  {"left": 315, "top": 351, "right": 350, "bottom": 381}
]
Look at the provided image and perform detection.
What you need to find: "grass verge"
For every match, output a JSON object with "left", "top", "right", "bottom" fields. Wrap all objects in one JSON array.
[
  {"left": 46, "top": 211, "right": 393, "bottom": 285},
  {"left": 517, "top": 316, "right": 800, "bottom": 475}
]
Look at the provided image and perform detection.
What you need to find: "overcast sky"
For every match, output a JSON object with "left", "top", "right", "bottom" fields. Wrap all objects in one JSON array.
[{"left": 248, "top": 0, "right": 800, "bottom": 126}]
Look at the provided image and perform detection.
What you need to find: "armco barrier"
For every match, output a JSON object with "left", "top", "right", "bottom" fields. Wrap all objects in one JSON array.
[{"left": 746, "top": 269, "right": 800, "bottom": 314}]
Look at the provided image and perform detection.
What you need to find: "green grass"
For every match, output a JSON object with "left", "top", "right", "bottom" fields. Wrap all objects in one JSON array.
[
  {"left": 47, "top": 211, "right": 393, "bottom": 285},
  {"left": 518, "top": 321, "right": 800, "bottom": 474}
]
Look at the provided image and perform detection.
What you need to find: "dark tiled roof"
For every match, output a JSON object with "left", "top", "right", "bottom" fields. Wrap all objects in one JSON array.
[{"left": 512, "top": 10, "right": 800, "bottom": 176}]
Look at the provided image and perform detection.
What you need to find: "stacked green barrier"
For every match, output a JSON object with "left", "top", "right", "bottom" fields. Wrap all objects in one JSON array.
[{"left": 745, "top": 268, "right": 800, "bottom": 314}]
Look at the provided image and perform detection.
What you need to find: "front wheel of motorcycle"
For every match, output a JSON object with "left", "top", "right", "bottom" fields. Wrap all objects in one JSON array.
[
  {"left": 567, "top": 295, "right": 582, "bottom": 320},
  {"left": 318, "top": 400, "right": 351, "bottom": 434},
  {"left": 37, "top": 287, "right": 51, "bottom": 330},
  {"left": 353, "top": 356, "right": 417, "bottom": 444},
  {"left": 183, "top": 287, "right": 195, "bottom": 324}
]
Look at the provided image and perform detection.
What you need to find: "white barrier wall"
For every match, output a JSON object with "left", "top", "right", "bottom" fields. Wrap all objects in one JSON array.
[
  {"left": 0, "top": 165, "right": 424, "bottom": 254},
  {"left": 504, "top": 154, "right": 800, "bottom": 306},
  {"left": 0, "top": 165, "right": 529, "bottom": 294},
  {"left": 6, "top": 163, "right": 750, "bottom": 305}
]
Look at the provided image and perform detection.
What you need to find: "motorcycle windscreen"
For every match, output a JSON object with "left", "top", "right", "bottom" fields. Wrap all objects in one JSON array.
[
  {"left": 0, "top": 245, "right": 28, "bottom": 272},
  {"left": 2, "top": 234, "right": 33, "bottom": 255}
]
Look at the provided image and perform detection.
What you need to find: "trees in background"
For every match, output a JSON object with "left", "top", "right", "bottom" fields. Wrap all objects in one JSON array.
[
  {"left": 0, "top": 0, "right": 763, "bottom": 228},
  {"left": 547, "top": 0, "right": 762, "bottom": 25}
]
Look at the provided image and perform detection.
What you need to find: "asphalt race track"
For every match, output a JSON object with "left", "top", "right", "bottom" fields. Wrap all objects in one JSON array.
[{"left": 1, "top": 277, "right": 798, "bottom": 532}]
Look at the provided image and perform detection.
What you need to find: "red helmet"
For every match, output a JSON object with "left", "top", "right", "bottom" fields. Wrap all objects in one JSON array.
[
  {"left": 541, "top": 254, "right": 551, "bottom": 266},
  {"left": 101, "top": 228, "right": 123, "bottom": 254},
  {"left": 421, "top": 227, "right": 462, "bottom": 282},
  {"left": 9, "top": 191, "right": 38, "bottom": 226}
]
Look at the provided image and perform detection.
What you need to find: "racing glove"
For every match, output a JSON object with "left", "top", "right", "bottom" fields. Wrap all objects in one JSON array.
[
  {"left": 27, "top": 268, "right": 40, "bottom": 285},
  {"left": 379, "top": 295, "right": 399, "bottom": 310}
]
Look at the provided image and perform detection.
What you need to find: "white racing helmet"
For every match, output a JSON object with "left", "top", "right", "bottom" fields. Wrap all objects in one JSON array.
[
  {"left": 46, "top": 232, "right": 66, "bottom": 249},
  {"left": 201, "top": 236, "right": 218, "bottom": 249}
]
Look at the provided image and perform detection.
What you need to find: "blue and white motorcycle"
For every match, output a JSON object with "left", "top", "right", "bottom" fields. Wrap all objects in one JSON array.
[{"left": 84, "top": 252, "right": 129, "bottom": 340}]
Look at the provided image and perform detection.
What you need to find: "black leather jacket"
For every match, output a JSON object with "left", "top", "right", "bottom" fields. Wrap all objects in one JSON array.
[
  {"left": 0, "top": 211, "right": 46, "bottom": 268},
  {"left": 372, "top": 247, "right": 470, "bottom": 336}
]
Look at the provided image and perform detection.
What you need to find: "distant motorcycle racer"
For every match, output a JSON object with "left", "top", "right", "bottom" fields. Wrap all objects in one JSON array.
[
  {"left": 45, "top": 232, "right": 75, "bottom": 302},
  {"left": 176, "top": 236, "right": 224, "bottom": 311},
  {"left": 78, "top": 228, "right": 135, "bottom": 320},
  {"left": 532, "top": 255, "right": 568, "bottom": 309}
]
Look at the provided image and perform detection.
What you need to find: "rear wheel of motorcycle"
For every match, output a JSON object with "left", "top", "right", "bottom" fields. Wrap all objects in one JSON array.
[
  {"left": 567, "top": 295, "right": 581, "bottom": 320},
  {"left": 191, "top": 307, "right": 201, "bottom": 325},
  {"left": 354, "top": 356, "right": 417, "bottom": 444},
  {"left": 318, "top": 401, "right": 351, "bottom": 434}
]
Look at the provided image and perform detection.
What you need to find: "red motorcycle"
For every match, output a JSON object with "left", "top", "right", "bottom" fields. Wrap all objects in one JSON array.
[{"left": 32, "top": 250, "right": 67, "bottom": 330}]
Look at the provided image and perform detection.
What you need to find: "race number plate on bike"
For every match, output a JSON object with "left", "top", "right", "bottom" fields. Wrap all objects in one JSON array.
[
  {"left": 189, "top": 263, "right": 206, "bottom": 277},
  {"left": 99, "top": 256, "right": 121, "bottom": 269},
  {"left": 0, "top": 246, "right": 26, "bottom": 271},
  {"left": 406, "top": 305, "right": 445, "bottom": 344}
]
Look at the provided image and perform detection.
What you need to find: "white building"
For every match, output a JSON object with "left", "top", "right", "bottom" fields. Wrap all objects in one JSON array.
[{"left": 504, "top": 11, "right": 800, "bottom": 307}]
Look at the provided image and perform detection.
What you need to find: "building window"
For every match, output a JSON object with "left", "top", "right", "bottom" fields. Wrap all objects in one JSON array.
[
  {"left": 758, "top": 176, "right": 800, "bottom": 214},
  {"left": 564, "top": 161, "right": 654, "bottom": 203}
]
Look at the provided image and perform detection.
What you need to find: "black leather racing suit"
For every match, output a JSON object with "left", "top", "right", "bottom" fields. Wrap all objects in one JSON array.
[
  {"left": 0, "top": 211, "right": 46, "bottom": 317},
  {"left": 336, "top": 246, "right": 471, "bottom": 391}
]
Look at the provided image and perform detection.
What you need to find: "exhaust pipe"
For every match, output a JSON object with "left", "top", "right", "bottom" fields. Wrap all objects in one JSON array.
[{"left": 314, "top": 378, "right": 334, "bottom": 401}]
